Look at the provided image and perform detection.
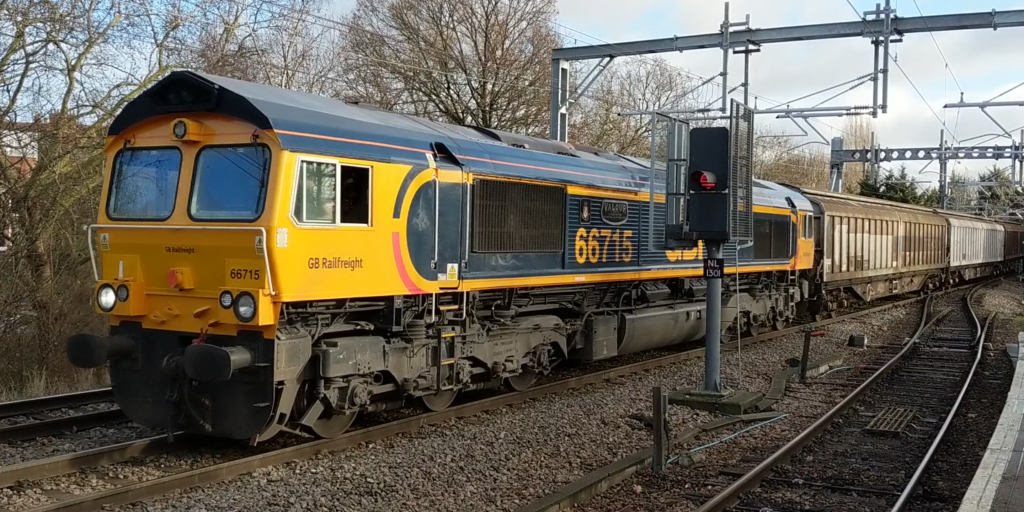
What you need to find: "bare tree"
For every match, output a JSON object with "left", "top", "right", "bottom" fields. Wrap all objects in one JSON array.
[
  {"left": 341, "top": 0, "right": 560, "bottom": 135},
  {"left": 946, "top": 168, "right": 978, "bottom": 212},
  {"left": 166, "top": 0, "right": 345, "bottom": 95},
  {"left": 166, "top": 1, "right": 265, "bottom": 82},
  {"left": 569, "top": 58, "right": 717, "bottom": 158},
  {"left": 0, "top": 0, "right": 208, "bottom": 397},
  {"left": 840, "top": 115, "right": 872, "bottom": 193}
]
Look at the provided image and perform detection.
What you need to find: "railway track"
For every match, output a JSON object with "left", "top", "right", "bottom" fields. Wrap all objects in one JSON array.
[
  {"left": 693, "top": 281, "right": 994, "bottom": 512},
  {"left": 0, "top": 389, "right": 125, "bottom": 444},
  {"left": 0, "top": 287, "right": 957, "bottom": 512},
  {"left": 0, "top": 410, "right": 127, "bottom": 443},
  {"left": 0, "top": 389, "right": 112, "bottom": 421}
]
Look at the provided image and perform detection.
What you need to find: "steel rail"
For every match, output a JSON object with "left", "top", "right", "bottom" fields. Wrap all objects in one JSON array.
[
  {"left": 891, "top": 282, "right": 996, "bottom": 511},
  {"left": 694, "top": 281, "right": 991, "bottom": 512},
  {"left": 0, "top": 434, "right": 188, "bottom": 488},
  {"left": 0, "top": 388, "right": 113, "bottom": 420},
  {"left": 0, "top": 409, "right": 128, "bottom": 443},
  {"left": 15, "top": 290, "right": 943, "bottom": 512}
]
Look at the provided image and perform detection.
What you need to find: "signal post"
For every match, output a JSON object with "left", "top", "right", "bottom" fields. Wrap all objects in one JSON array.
[{"left": 664, "top": 100, "right": 762, "bottom": 415}]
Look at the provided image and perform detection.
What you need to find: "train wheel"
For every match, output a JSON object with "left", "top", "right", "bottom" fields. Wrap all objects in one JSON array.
[
  {"left": 506, "top": 371, "right": 538, "bottom": 391},
  {"left": 420, "top": 390, "right": 457, "bottom": 411},
  {"left": 311, "top": 410, "right": 358, "bottom": 438},
  {"left": 748, "top": 323, "right": 760, "bottom": 337},
  {"left": 774, "top": 320, "right": 785, "bottom": 331}
]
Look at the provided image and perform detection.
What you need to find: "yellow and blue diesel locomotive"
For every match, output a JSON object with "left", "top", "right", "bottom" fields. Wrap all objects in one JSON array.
[
  {"left": 64, "top": 71, "right": 1023, "bottom": 443},
  {"left": 66, "top": 71, "right": 817, "bottom": 443}
]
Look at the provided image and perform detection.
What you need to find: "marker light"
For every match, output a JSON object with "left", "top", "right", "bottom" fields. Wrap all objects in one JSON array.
[
  {"left": 172, "top": 120, "right": 187, "bottom": 139},
  {"left": 219, "top": 291, "right": 234, "bottom": 309},
  {"left": 116, "top": 284, "right": 129, "bottom": 302},
  {"left": 97, "top": 285, "right": 116, "bottom": 312}
]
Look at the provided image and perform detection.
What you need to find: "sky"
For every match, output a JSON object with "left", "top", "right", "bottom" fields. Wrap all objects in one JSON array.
[
  {"left": 550, "top": 0, "right": 1024, "bottom": 186},
  {"left": 327, "top": 0, "right": 1023, "bottom": 186}
]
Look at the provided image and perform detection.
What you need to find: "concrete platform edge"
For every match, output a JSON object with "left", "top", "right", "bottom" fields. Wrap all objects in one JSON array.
[{"left": 958, "top": 333, "right": 1024, "bottom": 512}]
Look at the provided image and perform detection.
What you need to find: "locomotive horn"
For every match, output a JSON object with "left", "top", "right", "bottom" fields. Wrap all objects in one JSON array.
[
  {"left": 66, "top": 333, "right": 136, "bottom": 369},
  {"left": 182, "top": 344, "right": 253, "bottom": 382}
]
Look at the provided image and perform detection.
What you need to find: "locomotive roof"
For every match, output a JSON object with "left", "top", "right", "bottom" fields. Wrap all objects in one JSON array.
[
  {"left": 110, "top": 71, "right": 667, "bottom": 193},
  {"left": 109, "top": 71, "right": 814, "bottom": 211},
  {"left": 753, "top": 180, "right": 814, "bottom": 211}
]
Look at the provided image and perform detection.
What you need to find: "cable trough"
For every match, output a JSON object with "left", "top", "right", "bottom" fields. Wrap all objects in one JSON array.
[{"left": 694, "top": 281, "right": 996, "bottom": 512}]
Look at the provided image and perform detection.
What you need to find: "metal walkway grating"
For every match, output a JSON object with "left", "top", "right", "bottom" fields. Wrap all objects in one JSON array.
[{"left": 864, "top": 406, "right": 916, "bottom": 435}]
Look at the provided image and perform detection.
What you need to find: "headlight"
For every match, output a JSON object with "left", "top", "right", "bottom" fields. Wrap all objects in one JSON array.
[
  {"left": 219, "top": 291, "right": 234, "bottom": 309},
  {"left": 116, "top": 284, "right": 129, "bottom": 302},
  {"left": 233, "top": 292, "right": 256, "bottom": 322},
  {"left": 97, "top": 285, "right": 116, "bottom": 312}
]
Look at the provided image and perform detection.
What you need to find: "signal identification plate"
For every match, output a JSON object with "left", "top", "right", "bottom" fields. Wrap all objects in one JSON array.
[{"left": 703, "top": 258, "right": 724, "bottom": 279}]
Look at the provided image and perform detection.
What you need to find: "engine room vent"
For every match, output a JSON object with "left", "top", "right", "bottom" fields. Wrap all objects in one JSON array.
[{"left": 472, "top": 179, "right": 565, "bottom": 253}]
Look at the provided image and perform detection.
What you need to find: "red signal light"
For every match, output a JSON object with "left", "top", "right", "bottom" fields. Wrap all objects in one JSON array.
[{"left": 690, "top": 170, "right": 717, "bottom": 191}]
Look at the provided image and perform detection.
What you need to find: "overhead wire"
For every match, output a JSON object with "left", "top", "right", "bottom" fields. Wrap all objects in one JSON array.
[
  {"left": 544, "top": 10, "right": 852, "bottom": 138},
  {"left": 206, "top": 0, "right": 850, "bottom": 161},
  {"left": 196, "top": 0, "right": 855, "bottom": 143},
  {"left": 910, "top": 0, "right": 964, "bottom": 96},
  {"left": 909, "top": 0, "right": 969, "bottom": 177},
  {"left": 842, "top": 0, "right": 962, "bottom": 145}
]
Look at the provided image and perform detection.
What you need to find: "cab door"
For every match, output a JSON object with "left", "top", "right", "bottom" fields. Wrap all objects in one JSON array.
[{"left": 430, "top": 142, "right": 465, "bottom": 290}]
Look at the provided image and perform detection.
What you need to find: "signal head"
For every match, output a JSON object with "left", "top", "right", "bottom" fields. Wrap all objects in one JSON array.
[{"left": 689, "top": 170, "right": 718, "bottom": 191}]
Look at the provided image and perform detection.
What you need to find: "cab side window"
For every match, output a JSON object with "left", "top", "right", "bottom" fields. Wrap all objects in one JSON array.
[
  {"left": 294, "top": 161, "right": 337, "bottom": 224},
  {"left": 293, "top": 159, "right": 371, "bottom": 226},
  {"left": 340, "top": 166, "right": 370, "bottom": 225},
  {"left": 802, "top": 214, "right": 813, "bottom": 239}
]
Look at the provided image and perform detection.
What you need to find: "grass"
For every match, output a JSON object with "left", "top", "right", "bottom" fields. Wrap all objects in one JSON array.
[
  {"left": 0, "top": 368, "right": 109, "bottom": 402},
  {"left": 0, "top": 276, "right": 110, "bottom": 402}
]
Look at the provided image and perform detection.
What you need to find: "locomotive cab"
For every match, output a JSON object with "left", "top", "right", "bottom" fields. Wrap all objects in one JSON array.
[
  {"left": 65, "top": 74, "right": 299, "bottom": 441},
  {"left": 66, "top": 132, "right": 283, "bottom": 438}
]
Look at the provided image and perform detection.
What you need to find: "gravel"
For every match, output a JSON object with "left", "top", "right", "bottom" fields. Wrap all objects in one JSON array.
[
  {"left": 570, "top": 281, "right": 1023, "bottom": 512},
  {"left": 978, "top": 279, "right": 1024, "bottom": 329},
  {"left": 0, "top": 401, "right": 161, "bottom": 468},
  {"left": 903, "top": 281, "right": 1022, "bottom": 512},
  {"left": 0, "top": 401, "right": 117, "bottom": 428},
  {"left": 0, "top": 424, "right": 160, "bottom": 469},
  {"left": 567, "top": 299, "right": 930, "bottom": 512},
  {"left": 53, "top": 301, "right": 922, "bottom": 512}
]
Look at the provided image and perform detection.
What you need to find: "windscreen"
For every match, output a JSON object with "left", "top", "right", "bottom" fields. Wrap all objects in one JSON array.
[
  {"left": 107, "top": 148, "right": 182, "bottom": 220},
  {"left": 189, "top": 145, "right": 271, "bottom": 221}
]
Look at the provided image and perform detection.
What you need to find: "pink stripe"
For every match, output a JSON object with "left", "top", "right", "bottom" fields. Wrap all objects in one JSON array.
[{"left": 392, "top": 232, "right": 426, "bottom": 294}]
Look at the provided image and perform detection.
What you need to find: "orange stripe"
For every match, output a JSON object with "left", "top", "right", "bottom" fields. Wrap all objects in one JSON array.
[
  {"left": 274, "top": 129, "right": 431, "bottom": 155},
  {"left": 272, "top": 126, "right": 655, "bottom": 189},
  {"left": 458, "top": 155, "right": 649, "bottom": 186}
]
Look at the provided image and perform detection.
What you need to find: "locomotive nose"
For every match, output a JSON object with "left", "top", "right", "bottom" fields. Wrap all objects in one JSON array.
[{"left": 66, "top": 333, "right": 136, "bottom": 368}]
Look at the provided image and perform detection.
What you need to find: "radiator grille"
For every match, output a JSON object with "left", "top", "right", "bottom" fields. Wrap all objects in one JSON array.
[{"left": 471, "top": 179, "right": 565, "bottom": 253}]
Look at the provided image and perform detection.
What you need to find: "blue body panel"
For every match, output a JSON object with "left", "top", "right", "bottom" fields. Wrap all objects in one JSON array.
[{"left": 111, "top": 71, "right": 817, "bottom": 284}]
